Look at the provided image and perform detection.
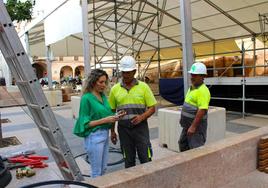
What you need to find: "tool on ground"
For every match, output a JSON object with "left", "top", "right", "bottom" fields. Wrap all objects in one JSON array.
[
  {"left": 16, "top": 167, "right": 36, "bottom": 179},
  {"left": 4, "top": 150, "right": 35, "bottom": 159},
  {"left": 0, "top": 2, "right": 83, "bottom": 181},
  {"left": 7, "top": 155, "right": 49, "bottom": 169}
]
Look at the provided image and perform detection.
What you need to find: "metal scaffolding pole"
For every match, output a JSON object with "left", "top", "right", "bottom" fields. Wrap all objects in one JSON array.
[
  {"left": 114, "top": 0, "right": 119, "bottom": 78},
  {"left": 89, "top": 0, "right": 160, "bottom": 80},
  {"left": 241, "top": 41, "right": 246, "bottom": 118},
  {"left": 93, "top": 0, "right": 97, "bottom": 69},
  {"left": 179, "top": 0, "right": 193, "bottom": 96},
  {"left": 131, "top": 0, "right": 134, "bottom": 56},
  {"left": 24, "top": 32, "right": 30, "bottom": 57},
  {"left": 157, "top": 0, "right": 161, "bottom": 79},
  {"left": 213, "top": 41, "right": 216, "bottom": 76},
  {"left": 82, "top": 0, "right": 91, "bottom": 75},
  {"left": 46, "top": 45, "right": 53, "bottom": 89},
  {"left": 253, "top": 37, "right": 256, "bottom": 76}
]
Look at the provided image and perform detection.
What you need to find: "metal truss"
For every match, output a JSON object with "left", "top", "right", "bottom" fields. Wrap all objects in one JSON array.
[{"left": 88, "top": 0, "right": 181, "bottom": 79}]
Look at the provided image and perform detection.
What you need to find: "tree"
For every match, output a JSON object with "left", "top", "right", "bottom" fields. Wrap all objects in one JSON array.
[{"left": 5, "top": 0, "right": 34, "bottom": 22}]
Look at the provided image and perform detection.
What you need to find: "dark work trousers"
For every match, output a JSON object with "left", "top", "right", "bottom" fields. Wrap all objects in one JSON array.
[
  {"left": 118, "top": 121, "right": 152, "bottom": 168},
  {"left": 178, "top": 102, "right": 208, "bottom": 152},
  {"left": 179, "top": 125, "right": 207, "bottom": 152}
]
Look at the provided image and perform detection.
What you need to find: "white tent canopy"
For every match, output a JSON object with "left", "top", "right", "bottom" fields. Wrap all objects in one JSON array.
[{"left": 20, "top": 0, "right": 268, "bottom": 57}]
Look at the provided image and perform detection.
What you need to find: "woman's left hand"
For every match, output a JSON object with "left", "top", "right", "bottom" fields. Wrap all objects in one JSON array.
[{"left": 103, "top": 116, "right": 119, "bottom": 123}]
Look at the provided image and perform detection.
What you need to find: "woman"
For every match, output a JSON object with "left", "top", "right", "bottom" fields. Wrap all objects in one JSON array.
[{"left": 73, "top": 69, "right": 124, "bottom": 178}]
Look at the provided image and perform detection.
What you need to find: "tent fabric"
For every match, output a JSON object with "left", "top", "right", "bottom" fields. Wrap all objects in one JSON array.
[
  {"left": 44, "top": 0, "right": 82, "bottom": 46},
  {"left": 20, "top": 0, "right": 268, "bottom": 57},
  {"left": 138, "top": 39, "right": 242, "bottom": 61},
  {"left": 159, "top": 78, "right": 184, "bottom": 105}
]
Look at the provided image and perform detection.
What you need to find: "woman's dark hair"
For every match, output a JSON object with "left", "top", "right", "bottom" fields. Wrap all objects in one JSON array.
[{"left": 82, "top": 69, "right": 108, "bottom": 94}]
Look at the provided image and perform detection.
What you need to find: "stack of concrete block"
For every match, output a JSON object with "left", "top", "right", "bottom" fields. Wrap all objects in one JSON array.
[
  {"left": 158, "top": 106, "right": 226, "bottom": 152},
  {"left": 43, "top": 89, "right": 63, "bottom": 107},
  {"left": 258, "top": 135, "right": 268, "bottom": 173},
  {"left": 62, "top": 87, "right": 78, "bottom": 102},
  {"left": 71, "top": 96, "right": 81, "bottom": 120}
]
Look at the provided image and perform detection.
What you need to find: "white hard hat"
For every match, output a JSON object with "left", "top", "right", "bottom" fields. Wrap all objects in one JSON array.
[
  {"left": 119, "top": 56, "right": 136, "bottom": 72},
  {"left": 188, "top": 62, "right": 207, "bottom": 75}
]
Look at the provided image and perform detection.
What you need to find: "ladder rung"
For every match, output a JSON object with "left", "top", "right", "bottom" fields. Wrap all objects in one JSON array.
[
  {"left": 39, "top": 125, "right": 50, "bottom": 132},
  {"left": 28, "top": 103, "right": 40, "bottom": 109},
  {"left": 16, "top": 81, "right": 28, "bottom": 85},
  {"left": 49, "top": 146, "right": 62, "bottom": 155},
  {"left": 60, "top": 166, "right": 71, "bottom": 174},
  {"left": 5, "top": 55, "right": 15, "bottom": 60}
]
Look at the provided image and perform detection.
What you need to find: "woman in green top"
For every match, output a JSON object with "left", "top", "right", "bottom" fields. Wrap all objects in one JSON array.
[{"left": 73, "top": 69, "right": 123, "bottom": 178}]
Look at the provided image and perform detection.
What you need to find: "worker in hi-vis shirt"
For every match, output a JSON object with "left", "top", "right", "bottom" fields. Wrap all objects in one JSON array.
[
  {"left": 109, "top": 56, "right": 157, "bottom": 168},
  {"left": 179, "top": 62, "right": 211, "bottom": 152}
]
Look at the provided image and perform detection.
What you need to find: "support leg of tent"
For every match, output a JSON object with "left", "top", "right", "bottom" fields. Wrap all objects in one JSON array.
[
  {"left": 241, "top": 41, "right": 246, "bottom": 118},
  {"left": 213, "top": 40, "right": 216, "bottom": 76},
  {"left": 157, "top": 0, "right": 161, "bottom": 80},
  {"left": 253, "top": 36, "right": 256, "bottom": 76},
  {"left": 179, "top": 0, "right": 194, "bottom": 96},
  {"left": 114, "top": 0, "right": 119, "bottom": 78},
  {"left": 93, "top": 0, "right": 97, "bottom": 69},
  {"left": 81, "top": 0, "right": 91, "bottom": 76},
  {"left": 46, "top": 45, "right": 53, "bottom": 89}
]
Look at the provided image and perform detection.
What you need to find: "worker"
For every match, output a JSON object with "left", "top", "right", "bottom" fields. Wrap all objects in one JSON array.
[
  {"left": 178, "top": 62, "right": 211, "bottom": 152},
  {"left": 73, "top": 69, "right": 125, "bottom": 178},
  {"left": 109, "top": 56, "right": 157, "bottom": 168}
]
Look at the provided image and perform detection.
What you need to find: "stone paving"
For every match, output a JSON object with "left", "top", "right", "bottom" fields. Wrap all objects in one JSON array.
[{"left": 1, "top": 103, "right": 268, "bottom": 187}]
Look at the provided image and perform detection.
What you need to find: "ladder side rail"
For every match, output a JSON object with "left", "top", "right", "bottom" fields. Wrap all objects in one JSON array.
[
  {"left": 0, "top": 32, "right": 39, "bottom": 106},
  {"left": 36, "top": 107, "right": 83, "bottom": 179},
  {"left": 0, "top": 4, "right": 35, "bottom": 81},
  {"left": 8, "top": 81, "right": 77, "bottom": 180},
  {"left": 0, "top": 21, "right": 28, "bottom": 81},
  {"left": 0, "top": 19, "right": 58, "bottom": 111},
  {"left": 0, "top": 32, "right": 22, "bottom": 81},
  {"left": 0, "top": 1, "right": 83, "bottom": 181},
  {"left": 10, "top": 59, "right": 83, "bottom": 180},
  {"left": 24, "top": 107, "right": 75, "bottom": 180},
  {"left": 43, "top": 108, "right": 83, "bottom": 174},
  {"left": 17, "top": 82, "right": 83, "bottom": 180},
  {"left": 0, "top": 26, "right": 34, "bottom": 84}
]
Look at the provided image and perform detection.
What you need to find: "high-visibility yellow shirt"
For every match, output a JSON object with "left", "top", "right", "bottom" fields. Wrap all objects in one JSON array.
[
  {"left": 109, "top": 80, "right": 157, "bottom": 112},
  {"left": 185, "top": 83, "right": 210, "bottom": 110}
]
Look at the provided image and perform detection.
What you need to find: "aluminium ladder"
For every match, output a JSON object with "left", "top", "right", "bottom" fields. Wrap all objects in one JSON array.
[{"left": 0, "top": 1, "right": 83, "bottom": 181}]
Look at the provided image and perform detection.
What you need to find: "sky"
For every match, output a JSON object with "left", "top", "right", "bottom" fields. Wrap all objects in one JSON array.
[{"left": 32, "top": 0, "right": 68, "bottom": 18}]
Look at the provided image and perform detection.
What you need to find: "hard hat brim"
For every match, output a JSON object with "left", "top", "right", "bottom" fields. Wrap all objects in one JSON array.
[
  {"left": 120, "top": 67, "right": 136, "bottom": 72},
  {"left": 188, "top": 70, "right": 207, "bottom": 75}
]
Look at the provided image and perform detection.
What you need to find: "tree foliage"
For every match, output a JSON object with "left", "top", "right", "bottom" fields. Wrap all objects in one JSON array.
[{"left": 5, "top": 0, "right": 33, "bottom": 22}]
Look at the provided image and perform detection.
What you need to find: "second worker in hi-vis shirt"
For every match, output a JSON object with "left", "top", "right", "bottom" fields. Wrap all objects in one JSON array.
[{"left": 109, "top": 56, "right": 157, "bottom": 168}]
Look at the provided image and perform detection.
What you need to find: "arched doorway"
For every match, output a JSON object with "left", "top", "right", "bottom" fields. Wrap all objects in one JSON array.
[
  {"left": 74, "top": 66, "right": 84, "bottom": 77},
  {"left": 74, "top": 66, "right": 84, "bottom": 85},
  {"left": 32, "top": 62, "right": 47, "bottom": 79},
  {"left": 60, "top": 66, "right": 73, "bottom": 80}
]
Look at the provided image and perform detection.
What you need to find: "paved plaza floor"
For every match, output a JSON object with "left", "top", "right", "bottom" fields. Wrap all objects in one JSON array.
[{"left": 1, "top": 102, "right": 268, "bottom": 187}]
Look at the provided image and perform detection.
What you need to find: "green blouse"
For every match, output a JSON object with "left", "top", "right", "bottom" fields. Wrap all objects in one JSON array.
[{"left": 73, "top": 92, "right": 114, "bottom": 137}]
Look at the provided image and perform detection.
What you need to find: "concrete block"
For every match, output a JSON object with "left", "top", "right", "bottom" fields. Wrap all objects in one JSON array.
[
  {"left": 62, "top": 87, "right": 73, "bottom": 94},
  {"left": 71, "top": 95, "right": 81, "bottom": 120},
  {"left": 158, "top": 106, "right": 226, "bottom": 152},
  {"left": 43, "top": 89, "right": 62, "bottom": 107}
]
